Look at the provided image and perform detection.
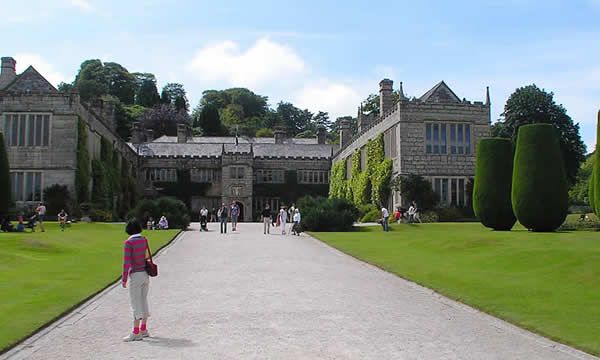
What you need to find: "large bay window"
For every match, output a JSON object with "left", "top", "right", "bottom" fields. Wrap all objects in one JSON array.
[
  {"left": 3, "top": 113, "right": 51, "bottom": 147},
  {"left": 432, "top": 177, "right": 467, "bottom": 207},
  {"left": 10, "top": 172, "right": 42, "bottom": 202},
  {"left": 426, "top": 123, "right": 470, "bottom": 155}
]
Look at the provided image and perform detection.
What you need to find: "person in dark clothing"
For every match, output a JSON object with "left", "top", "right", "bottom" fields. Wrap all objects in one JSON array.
[
  {"left": 260, "top": 204, "right": 272, "bottom": 234},
  {"left": 219, "top": 203, "right": 229, "bottom": 234}
]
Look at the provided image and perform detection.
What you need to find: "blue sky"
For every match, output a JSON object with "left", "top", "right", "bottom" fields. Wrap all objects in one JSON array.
[{"left": 2, "top": 0, "right": 599, "bottom": 150}]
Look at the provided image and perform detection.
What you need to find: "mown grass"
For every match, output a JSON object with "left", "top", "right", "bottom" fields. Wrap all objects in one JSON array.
[
  {"left": 310, "top": 222, "right": 600, "bottom": 355},
  {"left": 0, "top": 222, "right": 179, "bottom": 352}
]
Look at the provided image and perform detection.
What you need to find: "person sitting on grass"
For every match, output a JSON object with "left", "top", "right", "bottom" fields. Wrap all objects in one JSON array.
[
  {"left": 57, "top": 209, "right": 68, "bottom": 231},
  {"left": 16, "top": 213, "right": 24, "bottom": 232},
  {"left": 1, "top": 217, "right": 15, "bottom": 232},
  {"left": 158, "top": 216, "right": 168, "bottom": 230}
]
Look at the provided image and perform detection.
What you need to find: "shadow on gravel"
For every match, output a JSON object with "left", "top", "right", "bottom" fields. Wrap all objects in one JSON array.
[{"left": 141, "top": 337, "right": 195, "bottom": 348}]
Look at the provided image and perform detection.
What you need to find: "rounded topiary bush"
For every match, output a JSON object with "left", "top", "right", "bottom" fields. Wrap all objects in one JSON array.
[
  {"left": 511, "top": 124, "right": 568, "bottom": 231},
  {"left": 473, "top": 138, "right": 516, "bottom": 230},
  {"left": 297, "top": 196, "right": 358, "bottom": 232}
]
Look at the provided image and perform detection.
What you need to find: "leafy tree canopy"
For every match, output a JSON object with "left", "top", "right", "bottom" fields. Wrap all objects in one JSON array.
[
  {"left": 492, "top": 84, "right": 586, "bottom": 185},
  {"left": 161, "top": 83, "right": 189, "bottom": 111},
  {"left": 136, "top": 79, "right": 160, "bottom": 108},
  {"left": 72, "top": 59, "right": 136, "bottom": 104}
]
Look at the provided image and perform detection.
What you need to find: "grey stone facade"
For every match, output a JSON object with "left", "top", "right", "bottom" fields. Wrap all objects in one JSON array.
[{"left": 334, "top": 80, "right": 491, "bottom": 209}]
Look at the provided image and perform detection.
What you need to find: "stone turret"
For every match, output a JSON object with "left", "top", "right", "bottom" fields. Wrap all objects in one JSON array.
[
  {"left": 339, "top": 119, "right": 351, "bottom": 150},
  {"left": 274, "top": 126, "right": 287, "bottom": 144},
  {"left": 317, "top": 126, "right": 327, "bottom": 144},
  {"left": 131, "top": 122, "right": 143, "bottom": 143},
  {"left": 379, "top": 78, "right": 394, "bottom": 115},
  {"left": 0, "top": 57, "right": 17, "bottom": 90}
]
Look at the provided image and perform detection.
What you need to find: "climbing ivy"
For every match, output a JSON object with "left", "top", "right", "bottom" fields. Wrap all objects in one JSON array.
[
  {"left": 328, "top": 132, "right": 392, "bottom": 208},
  {"left": 75, "top": 117, "right": 90, "bottom": 203}
]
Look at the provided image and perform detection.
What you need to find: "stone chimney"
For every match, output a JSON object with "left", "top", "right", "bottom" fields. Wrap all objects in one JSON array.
[
  {"left": 274, "top": 126, "right": 286, "bottom": 144},
  {"left": 317, "top": 126, "right": 327, "bottom": 144},
  {"left": 339, "top": 119, "right": 351, "bottom": 150},
  {"left": 177, "top": 123, "right": 188, "bottom": 143},
  {"left": 379, "top": 78, "right": 394, "bottom": 116},
  {"left": 131, "top": 122, "right": 143, "bottom": 143},
  {"left": 0, "top": 57, "right": 17, "bottom": 90},
  {"left": 145, "top": 129, "right": 154, "bottom": 142}
]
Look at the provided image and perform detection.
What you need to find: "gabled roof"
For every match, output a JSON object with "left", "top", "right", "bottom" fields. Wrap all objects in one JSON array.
[
  {"left": 419, "top": 81, "right": 461, "bottom": 104},
  {"left": 1, "top": 66, "right": 58, "bottom": 94}
]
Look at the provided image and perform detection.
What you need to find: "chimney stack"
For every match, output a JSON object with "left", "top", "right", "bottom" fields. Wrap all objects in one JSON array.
[
  {"left": 274, "top": 126, "right": 286, "bottom": 144},
  {"left": 177, "top": 123, "right": 189, "bottom": 143},
  {"left": 0, "top": 57, "right": 17, "bottom": 90},
  {"left": 131, "top": 122, "right": 143, "bottom": 143},
  {"left": 339, "top": 119, "right": 351, "bottom": 150},
  {"left": 317, "top": 126, "right": 327, "bottom": 144},
  {"left": 379, "top": 78, "right": 394, "bottom": 116},
  {"left": 145, "top": 129, "right": 154, "bottom": 142}
]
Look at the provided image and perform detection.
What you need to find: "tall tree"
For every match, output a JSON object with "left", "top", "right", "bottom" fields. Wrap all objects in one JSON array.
[
  {"left": 161, "top": 83, "right": 189, "bottom": 111},
  {"left": 312, "top": 111, "right": 332, "bottom": 131},
  {"left": 103, "top": 62, "right": 136, "bottom": 104},
  {"left": 74, "top": 59, "right": 108, "bottom": 102},
  {"left": 495, "top": 84, "right": 586, "bottom": 185},
  {"left": 276, "top": 102, "right": 313, "bottom": 136},
  {"left": 194, "top": 104, "right": 223, "bottom": 135},
  {"left": 0, "top": 133, "right": 11, "bottom": 217},
  {"left": 136, "top": 79, "right": 160, "bottom": 107}
]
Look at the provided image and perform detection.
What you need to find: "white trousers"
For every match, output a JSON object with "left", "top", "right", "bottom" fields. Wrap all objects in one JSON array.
[{"left": 128, "top": 271, "right": 150, "bottom": 320}]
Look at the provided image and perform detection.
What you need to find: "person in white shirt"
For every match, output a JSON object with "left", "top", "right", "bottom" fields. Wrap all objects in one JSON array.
[
  {"left": 408, "top": 204, "right": 416, "bottom": 223},
  {"left": 279, "top": 206, "right": 288, "bottom": 235},
  {"left": 381, "top": 207, "right": 389, "bottom": 232},
  {"left": 292, "top": 209, "right": 301, "bottom": 235}
]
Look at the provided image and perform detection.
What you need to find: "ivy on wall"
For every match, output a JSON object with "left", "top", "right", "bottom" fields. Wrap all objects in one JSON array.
[
  {"left": 75, "top": 117, "right": 91, "bottom": 203},
  {"left": 328, "top": 133, "right": 392, "bottom": 208}
]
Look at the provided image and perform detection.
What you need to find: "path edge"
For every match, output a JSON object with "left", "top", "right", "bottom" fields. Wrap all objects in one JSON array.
[{"left": 0, "top": 229, "right": 185, "bottom": 359}]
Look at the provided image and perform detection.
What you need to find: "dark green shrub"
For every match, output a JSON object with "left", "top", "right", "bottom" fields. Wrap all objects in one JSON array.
[
  {"left": 473, "top": 138, "right": 516, "bottom": 230},
  {"left": 396, "top": 174, "right": 439, "bottom": 211},
  {"left": 590, "top": 170, "right": 596, "bottom": 214},
  {"left": 0, "top": 133, "right": 11, "bottom": 217},
  {"left": 297, "top": 196, "right": 358, "bottom": 232},
  {"left": 512, "top": 124, "right": 568, "bottom": 231},
  {"left": 129, "top": 197, "right": 190, "bottom": 229},
  {"left": 43, "top": 184, "right": 71, "bottom": 217},
  {"left": 357, "top": 203, "right": 378, "bottom": 219},
  {"left": 90, "top": 208, "right": 113, "bottom": 222},
  {"left": 593, "top": 111, "right": 600, "bottom": 215},
  {"left": 420, "top": 211, "right": 439, "bottom": 223},
  {"left": 360, "top": 208, "right": 381, "bottom": 223},
  {"left": 436, "top": 207, "right": 465, "bottom": 222}
]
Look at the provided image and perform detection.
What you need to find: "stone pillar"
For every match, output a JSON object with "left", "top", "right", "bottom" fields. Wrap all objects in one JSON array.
[
  {"left": 131, "top": 122, "right": 143, "bottom": 143},
  {"left": 0, "top": 57, "right": 17, "bottom": 90},
  {"left": 339, "top": 119, "right": 351, "bottom": 150},
  {"left": 317, "top": 126, "right": 327, "bottom": 144},
  {"left": 379, "top": 78, "right": 394, "bottom": 115},
  {"left": 274, "top": 126, "right": 286, "bottom": 144},
  {"left": 177, "top": 123, "right": 188, "bottom": 143}
]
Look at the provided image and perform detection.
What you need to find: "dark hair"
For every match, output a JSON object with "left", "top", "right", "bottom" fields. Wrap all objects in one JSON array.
[{"left": 125, "top": 219, "right": 143, "bottom": 235}]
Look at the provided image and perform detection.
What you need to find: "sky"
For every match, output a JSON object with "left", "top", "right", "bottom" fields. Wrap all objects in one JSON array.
[{"left": 2, "top": 0, "right": 599, "bottom": 150}]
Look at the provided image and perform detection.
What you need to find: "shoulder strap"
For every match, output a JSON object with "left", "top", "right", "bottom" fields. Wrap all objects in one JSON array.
[{"left": 146, "top": 238, "right": 153, "bottom": 263}]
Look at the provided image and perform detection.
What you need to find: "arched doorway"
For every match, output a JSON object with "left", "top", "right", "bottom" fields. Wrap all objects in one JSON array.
[{"left": 235, "top": 201, "right": 244, "bottom": 222}]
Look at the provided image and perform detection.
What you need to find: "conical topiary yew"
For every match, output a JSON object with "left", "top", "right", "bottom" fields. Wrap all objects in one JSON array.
[
  {"left": 592, "top": 110, "right": 600, "bottom": 216},
  {"left": 512, "top": 124, "right": 568, "bottom": 231},
  {"left": 473, "top": 138, "right": 516, "bottom": 230},
  {"left": 0, "top": 133, "right": 11, "bottom": 217}
]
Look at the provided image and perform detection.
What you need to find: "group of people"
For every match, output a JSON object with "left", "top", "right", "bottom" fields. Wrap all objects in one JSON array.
[
  {"left": 380, "top": 201, "right": 421, "bottom": 232},
  {"left": 197, "top": 201, "right": 241, "bottom": 234},
  {"left": 145, "top": 216, "right": 169, "bottom": 230},
  {"left": 260, "top": 203, "right": 301, "bottom": 235},
  {"left": 0, "top": 202, "right": 70, "bottom": 233}
]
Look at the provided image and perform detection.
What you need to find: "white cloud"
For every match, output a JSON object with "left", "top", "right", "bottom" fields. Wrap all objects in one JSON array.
[
  {"left": 293, "top": 80, "right": 364, "bottom": 120},
  {"left": 186, "top": 38, "right": 305, "bottom": 88},
  {"left": 14, "top": 54, "right": 69, "bottom": 86},
  {"left": 67, "top": 0, "right": 95, "bottom": 12}
]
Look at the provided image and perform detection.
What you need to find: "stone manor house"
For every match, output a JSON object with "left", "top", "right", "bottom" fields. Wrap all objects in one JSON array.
[{"left": 0, "top": 56, "right": 490, "bottom": 221}]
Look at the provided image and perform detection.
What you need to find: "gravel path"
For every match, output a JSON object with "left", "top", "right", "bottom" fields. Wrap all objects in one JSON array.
[{"left": 2, "top": 222, "right": 597, "bottom": 360}]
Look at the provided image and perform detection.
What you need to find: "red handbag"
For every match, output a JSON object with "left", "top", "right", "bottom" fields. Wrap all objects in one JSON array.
[{"left": 145, "top": 240, "right": 158, "bottom": 277}]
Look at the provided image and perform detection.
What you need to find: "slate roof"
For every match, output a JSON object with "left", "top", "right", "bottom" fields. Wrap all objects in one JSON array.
[
  {"left": 152, "top": 135, "right": 319, "bottom": 145},
  {"left": 419, "top": 81, "right": 461, "bottom": 104},
  {"left": 133, "top": 140, "right": 334, "bottom": 159}
]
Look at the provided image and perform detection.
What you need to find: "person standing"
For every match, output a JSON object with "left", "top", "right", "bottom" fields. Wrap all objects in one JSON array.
[
  {"left": 35, "top": 202, "right": 46, "bottom": 232},
  {"left": 394, "top": 208, "right": 401, "bottom": 224},
  {"left": 381, "top": 206, "right": 390, "bottom": 232},
  {"left": 219, "top": 202, "right": 229, "bottom": 234},
  {"left": 210, "top": 208, "right": 217, "bottom": 222},
  {"left": 288, "top": 203, "right": 295, "bottom": 222},
  {"left": 413, "top": 201, "right": 422, "bottom": 223},
  {"left": 57, "top": 209, "right": 68, "bottom": 231},
  {"left": 408, "top": 203, "right": 416, "bottom": 223},
  {"left": 121, "top": 220, "right": 151, "bottom": 342},
  {"left": 292, "top": 208, "right": 301, "bottom": 235},
  {"left": 279, "top": 206, "right": 288, "bottom": 235},
  {"left": 200, "top": 207, "right": 208, "bottom": 231},
  {"left": 261, "top": 203, "right": 272, "bottom": 234},
  {"left": 230, "top": 201, "right": 240, "bottom": 231}
]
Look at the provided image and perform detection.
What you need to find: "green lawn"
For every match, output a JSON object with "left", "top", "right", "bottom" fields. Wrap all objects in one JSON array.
[
  {"left": 0, "top": 222, "right": 179, "bottom": 352},
  {"left": 310, "top": 223, "right": 600, "bottom": 356}
]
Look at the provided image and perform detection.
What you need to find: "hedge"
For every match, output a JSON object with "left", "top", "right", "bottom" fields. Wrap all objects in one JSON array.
[
  {"left": 473, "top": 138, "right": 516, "bottom": 230},
  {"left": 511, "top": 124, "right": 568, "bottom": 231},
  {"left": 129, "top": 197, "right": 190, "bottom": 229},
  {"left": 0, "top": 133, "right": 10, "bottom": 217},
  {"left": 297, "top": 196, "right": 358, "bottom": 232},
  {"left": 592, "top": 110, "right": 600, "bottom": 215}
]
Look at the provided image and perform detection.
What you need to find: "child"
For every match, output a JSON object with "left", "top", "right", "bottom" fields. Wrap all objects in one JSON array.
[
  {"left": 394, "top": 208, "right": 401, "bottom": 224},
  {"left": 57, "top": 209, "right": 68, "bottom": 231}
]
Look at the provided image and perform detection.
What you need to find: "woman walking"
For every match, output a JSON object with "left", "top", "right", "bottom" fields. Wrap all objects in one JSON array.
[
  {"left": 122, "top": 220, "right": 151, "bottom": 342},
  {"left": 279, "top": 205, "right": 288, "bottom": 235}
]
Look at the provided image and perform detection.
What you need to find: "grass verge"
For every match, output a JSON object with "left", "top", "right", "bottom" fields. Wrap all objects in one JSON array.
[
  {"left": 309, "top": 222, "right": 600, "bottom": 356},
  {"left": 0, "top": 222, "right": 179, "bottom": 352}
]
